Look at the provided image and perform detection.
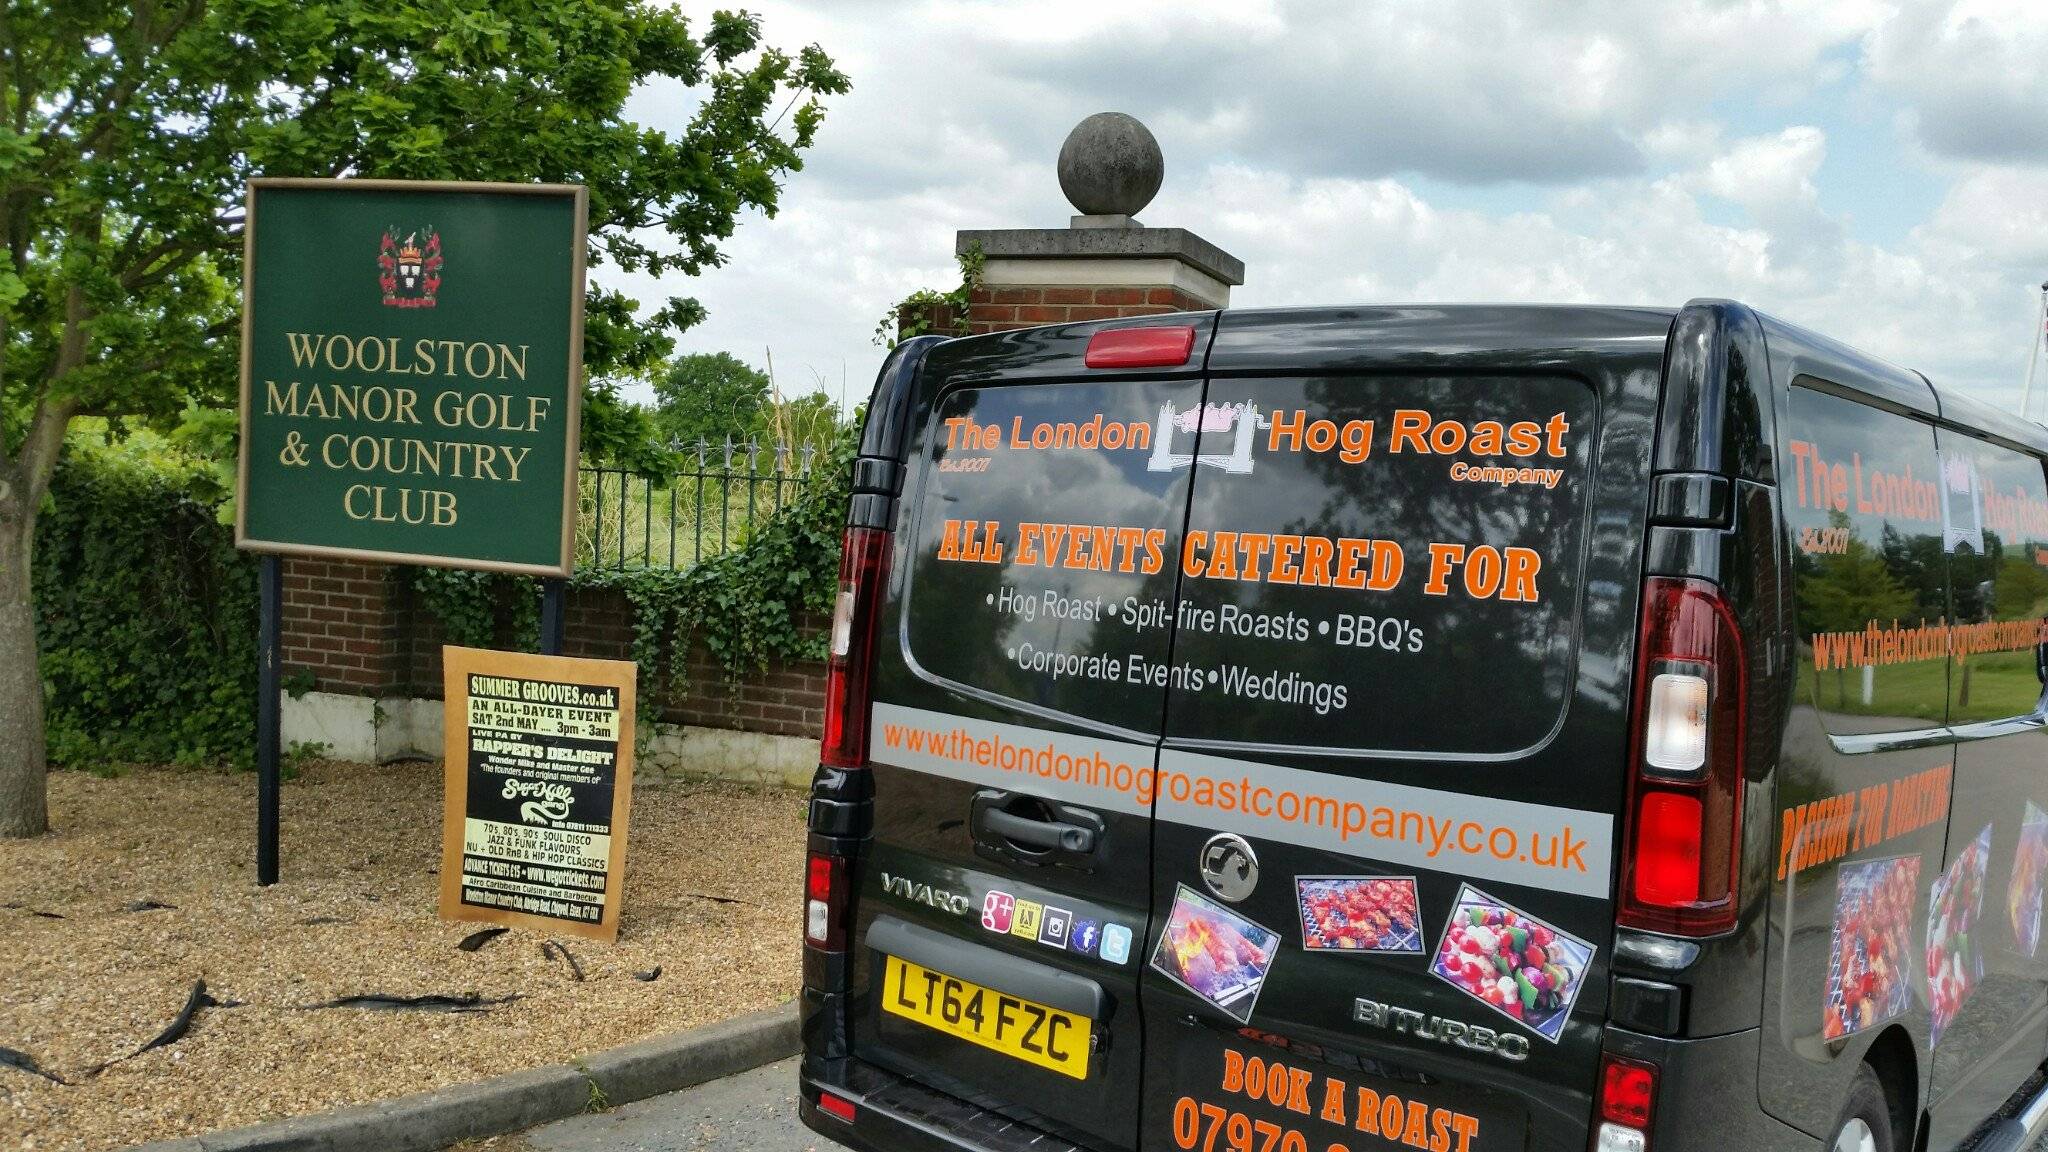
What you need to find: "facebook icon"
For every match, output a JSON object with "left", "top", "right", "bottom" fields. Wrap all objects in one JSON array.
[{"left": 1070, "top": 918, "right": 1101, "bottom": 955}]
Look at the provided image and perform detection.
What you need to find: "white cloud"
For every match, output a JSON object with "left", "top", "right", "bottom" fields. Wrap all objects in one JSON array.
[
  {"left": 606, "top": 0, "right": 2048, "bottom": 418},
  {"left": 1865, "top": 0, "right": 2048, "bottom": 164}
]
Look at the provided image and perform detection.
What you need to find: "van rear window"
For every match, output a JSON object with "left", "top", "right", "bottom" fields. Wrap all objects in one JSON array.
[
  {"left": 901, "top": 379, "right": 1202, "bottom": 730},
  {"left": 1161, "top": 374, "right": 1594, "bottom": 757}
]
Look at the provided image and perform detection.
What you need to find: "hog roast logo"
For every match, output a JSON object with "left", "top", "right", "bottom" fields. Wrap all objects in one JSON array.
[
  {"left": 504, "top": 779, "right": 574, "bottom": 825},
  {"left": 1939, "top": 451, "right": 1983, "bottom": 555},
  {"left": 378, "top": 227, "right": 443, "bottom": 308},
  {"left": 1148, "top": 400, "right": 1266, "bottom": 475}
]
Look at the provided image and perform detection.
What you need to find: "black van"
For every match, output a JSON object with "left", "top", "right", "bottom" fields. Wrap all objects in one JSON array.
[{"left": 797, "top": 301, "right": 2048, "bottom": 1152}]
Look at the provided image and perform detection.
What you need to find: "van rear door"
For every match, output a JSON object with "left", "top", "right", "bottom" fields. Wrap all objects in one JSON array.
[
  {"left": 1139, "top": 307, "right": 1670, "bottom": 1152},
  {"left": 855, "top": 317, "right": 1214, "bottom": 1152}
]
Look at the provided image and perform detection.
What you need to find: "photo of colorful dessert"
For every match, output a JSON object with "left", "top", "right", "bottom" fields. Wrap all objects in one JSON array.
[
  {"left": 1295, "top": 876, "right": 1423, "bottom": 954},
  {"left": 2009, "top": 803, "right": 2048, "bottom": 958},
  {"left": 1429, "top": 884, "right": 1595, "bottom": 1043},
  {"left": 1929, "top": 824, "right": 1993, "bottom": 1047},
  {"left": 1821, "top": 854, "right": 1921, "bottom": 1042},
  {"left": 1150, "top": 885, "right": 1283, "bottom": 1024}
]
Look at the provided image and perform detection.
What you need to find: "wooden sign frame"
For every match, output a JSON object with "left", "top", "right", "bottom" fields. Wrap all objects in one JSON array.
[
  {"left": 236, "top": 179, "right": 588, "bottom": 576},
  {"left": 439, "top": 646, "right": 636, "bottom": 941}
]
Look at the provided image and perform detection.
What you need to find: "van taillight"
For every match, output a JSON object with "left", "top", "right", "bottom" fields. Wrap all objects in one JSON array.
[
  {"left": 820, "top": 526, "right": 890, "bottom": 769},
  {"left": 1593, "top": 1053, "right": 1658, "bottom": 1151},
  {"left": 806, "top": 849, "right": 851, "bottom": 951},
  {"left": 1619, "top": 577, "right": 1744, "bottom": 936}
]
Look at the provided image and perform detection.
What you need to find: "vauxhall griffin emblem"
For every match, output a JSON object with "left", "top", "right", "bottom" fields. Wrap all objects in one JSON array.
[
  {"left": 1199, "top": 832, "right": 1259, "bottom": 903},
  {"left": 378, "top": 226, "right": 443, "bottom": 308}
]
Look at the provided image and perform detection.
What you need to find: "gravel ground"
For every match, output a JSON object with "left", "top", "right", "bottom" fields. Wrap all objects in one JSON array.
[{"left": 0, "top": 760, "right": 804, "bottom": 1152}]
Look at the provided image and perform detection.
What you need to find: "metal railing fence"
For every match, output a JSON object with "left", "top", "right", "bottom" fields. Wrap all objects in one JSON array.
[{"left": 578, "top": 438, "right": 818, "bottom": 570}]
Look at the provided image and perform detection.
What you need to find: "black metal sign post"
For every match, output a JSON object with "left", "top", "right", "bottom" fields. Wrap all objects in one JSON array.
[
  {"left": 540, "top": 578, "right": 567, "bottom": 656},
  {"left": 234, "top": 180, "right": 588, "bottom": 887},
  {"left": 256, "top": 553, "right": 283, "bottom": 886}
]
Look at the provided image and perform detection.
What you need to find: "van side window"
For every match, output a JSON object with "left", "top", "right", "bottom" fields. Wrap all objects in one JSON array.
[
  {"left": 1934, "top": 433, "right": 2048, "bottom": 723},
  {"left": 1786, "top": 382, "right": 1949, "bottom": 732}
]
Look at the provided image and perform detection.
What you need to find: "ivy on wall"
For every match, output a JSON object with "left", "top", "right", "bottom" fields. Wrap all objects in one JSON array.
[
  {"left": 32, "top": 422, "right": 857, "bottom": 768},
  {"left": 410, "top": 421, "right": 857, "bottom": 693},
  {"left": 874, "top": 243, "right": 982, "bottom": 347},
  {"left": 34, "top": 440, "right": 260, "bottom": 770}
]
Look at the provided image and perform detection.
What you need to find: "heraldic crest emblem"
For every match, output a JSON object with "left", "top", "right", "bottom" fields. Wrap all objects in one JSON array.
[{"left": 378, "top": 227, "right": 443, "bottom": 308}]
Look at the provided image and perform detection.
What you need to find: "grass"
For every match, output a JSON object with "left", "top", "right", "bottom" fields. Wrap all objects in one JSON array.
[
  {"left": 576, "top": 469, "right": 807, "bottom": 570},
  {"left": 1797, "top": 648, "right": 2045, "bottom": 725}
]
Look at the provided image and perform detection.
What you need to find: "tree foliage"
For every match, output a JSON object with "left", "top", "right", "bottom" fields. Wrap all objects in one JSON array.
[
  {"left": 0, "top": 1, "right": 848, "bottom": 835},
  {"left": 579, "top": 376, "right": 676, "bottom": 479},
  {"left": 652, "top": 351, "right": 770, "bottom": 448},
  {"left": 3, "top": 2, "right": 847, "bottom": 442}
]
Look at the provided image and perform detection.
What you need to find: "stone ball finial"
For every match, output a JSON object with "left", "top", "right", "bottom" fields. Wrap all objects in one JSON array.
[{"left": 1057, "top": 113, "right": 1164, "bottom": 218}]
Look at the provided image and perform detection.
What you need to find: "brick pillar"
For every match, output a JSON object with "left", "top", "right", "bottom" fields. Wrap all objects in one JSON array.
[
  {"left": 957, "top": 224, "right": 1244, "bottom": 335},
  {"left": 279, "top": 558, "right": 406, "bottom": 694}
]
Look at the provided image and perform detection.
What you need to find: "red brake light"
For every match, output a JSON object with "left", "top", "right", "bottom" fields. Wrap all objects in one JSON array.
[
  {"left": 821, "top": 526, "right": 891, "bottom": 768},
  {"left": 807, "top": 853, "right": 834, "bottom": 902},
  {"left": 1632, "top": 794, "right": 1704, "bottom": 905},
  {"left": 1619, "top": 576, "right": 1745, "bottom": 936},
  {"left": 805, "top": 849, "right": 851, "bottom": 951},
  {"left": 1084, "top": 325, "right": 1196, "bottom": 368},
  {"left": 1599, "top": 1054, "right": 1658, "bottom": 1129}
]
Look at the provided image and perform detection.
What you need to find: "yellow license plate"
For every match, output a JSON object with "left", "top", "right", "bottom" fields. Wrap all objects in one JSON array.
[{"left": 881, "top": 954, "right": 1090, "bottom": 1080}]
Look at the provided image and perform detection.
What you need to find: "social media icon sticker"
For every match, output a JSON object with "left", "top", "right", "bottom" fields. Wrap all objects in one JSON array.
[
  {"left": 1070, "top": 918, "right": 1102, "bottom": 954},
  {"left": 1101, "top": 923, "right": 1133, "bottom": 965},
  {"left": 981, "top": 891, "right": 1014, "bottom": 933},
  {"left": 1011, "top": 900, "right": 1044, "bottom": 940},
  {"left": 1040, "top": 907, "right": 1073, "bottom": 948}
]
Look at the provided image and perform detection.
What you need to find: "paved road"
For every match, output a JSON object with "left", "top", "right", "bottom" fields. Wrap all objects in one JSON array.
[{"left": 480, "top": 1058, "right": 819, "bottom": 1152}]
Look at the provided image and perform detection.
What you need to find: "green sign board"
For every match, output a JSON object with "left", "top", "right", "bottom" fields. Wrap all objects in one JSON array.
[{"left": 237, "top": 179, "right": 586, "bottom": 575}]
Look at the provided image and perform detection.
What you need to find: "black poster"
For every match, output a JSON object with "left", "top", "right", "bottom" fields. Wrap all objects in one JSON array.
[{"left": 456, "top": 672, "right": 624, "bottom": 926}]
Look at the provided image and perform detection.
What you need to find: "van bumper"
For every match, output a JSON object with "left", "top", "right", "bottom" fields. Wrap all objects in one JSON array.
[
  {"left": 800, "top": 1058, "right": 1085, "bottom": 1152},
  {"left": 801, "top": 1031, "right": 1819, "bottom": 1152},
  {"left": 1602, "top": 1025, "right": 1821, "bottom": 1151}
]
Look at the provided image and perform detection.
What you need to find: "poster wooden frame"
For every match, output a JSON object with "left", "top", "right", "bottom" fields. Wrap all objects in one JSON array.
[{"left": 438, "top": 645, "right": 636, "bottom": 942}]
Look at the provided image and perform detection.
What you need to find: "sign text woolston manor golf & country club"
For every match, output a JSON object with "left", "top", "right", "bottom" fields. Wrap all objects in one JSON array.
[{"left": 236, "top": 179, "right": 587, "bottom": 575}]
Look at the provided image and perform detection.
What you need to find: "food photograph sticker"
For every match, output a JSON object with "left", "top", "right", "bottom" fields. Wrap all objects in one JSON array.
[
  {"left": 1429, "top": 884, "right": 1595, "bottom": 1044},
  {"left": 2009, "top": 803, "right": 2048, "bottom": 958},
  {"left": 1150, "top": 885, "right": 1283, "bottom": 1024},
  {"left": 1295, "top": 875, "right": 1424, "bottom": 954},
  {"left": 1928, "top": 823, "right": 1993, "bottom": 1048},
  {"left": 1821, "top": 854, "right": 1921, "bottom": 1042}
]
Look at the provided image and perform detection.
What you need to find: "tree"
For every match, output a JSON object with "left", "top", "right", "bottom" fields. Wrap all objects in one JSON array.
[
  {"left": 0, "top": 3, "right": 848, "bottom": 836},
  {"left": 579, "top": 379, "right": 675, "bottom": 480},
  {"left": 651, "top": 351, "right": 771, "bottom": 450},
  {"left": 765, "top": 388, "right": 845, "bottom": 465}
]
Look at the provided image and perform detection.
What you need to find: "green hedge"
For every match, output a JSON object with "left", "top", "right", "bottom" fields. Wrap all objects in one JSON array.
[
  {"left": 413, "top": 422, "right": 857, "bottom": 690},
  {"left": 34, "top": 422, "right": 859, "bottom": 768},
  {"left": 34, "top": 441, "right": 260, "bottom": 769}
]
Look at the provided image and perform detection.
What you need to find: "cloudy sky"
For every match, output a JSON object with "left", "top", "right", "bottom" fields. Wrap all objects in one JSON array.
[{"left": 607, "top": 0, "right": 2048, "bottom": 418}]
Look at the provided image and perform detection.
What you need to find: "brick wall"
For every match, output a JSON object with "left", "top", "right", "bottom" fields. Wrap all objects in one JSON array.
[
  {"left": 281, "top": 558, "right": 406, "bottom": 694},
  {"left": 965, "top": 285, "right": 1209, "bottom": 334},
  {"left": 279, "top": 271, "right": 1213, "bottom": 743},
  {"left": 282, "top": 563, "right": 827, "bottom": 740}
]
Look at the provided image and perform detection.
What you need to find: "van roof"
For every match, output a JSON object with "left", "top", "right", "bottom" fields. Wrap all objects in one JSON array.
[
  {"left": 917, "top": 299, "right": 2048, "bottom": 460},
  {"left": 1207, "top": 303, "right": 1676, "bottom": 372}
]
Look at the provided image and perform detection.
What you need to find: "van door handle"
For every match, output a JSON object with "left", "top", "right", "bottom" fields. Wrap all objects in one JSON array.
[{"left": 981, "top": 807, "right": 1097, "bottom": 853}]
